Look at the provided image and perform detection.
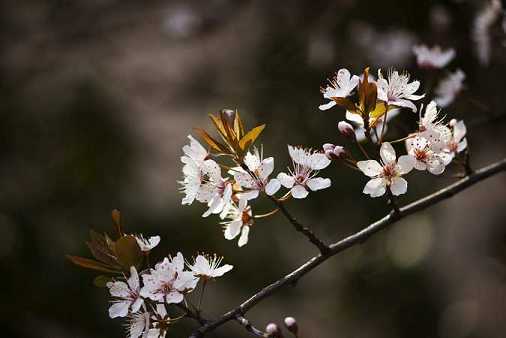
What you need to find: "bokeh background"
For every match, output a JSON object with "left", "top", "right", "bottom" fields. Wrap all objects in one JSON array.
[{"left": 1, "top": 0, "right": 506, "bottom": 337}]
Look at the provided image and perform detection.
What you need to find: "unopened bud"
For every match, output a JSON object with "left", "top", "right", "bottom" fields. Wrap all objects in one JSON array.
[
  {"left": 449, "top": 118, "right": 457, "bottom": 127},
  {"left": 338, "top": 121, "right": 355, "bottom": 138},
  {"left": 283, "top": 317, "right": 298, "bottom": 335},
  {"left": 266, "top": 323, "right": 282, "bottom": 337},
  {"left": 220, "top": 109, "right": 236, "bottom": 125},
  {"left": 323, "top": 143, "right": 346, "bottom": 160}
]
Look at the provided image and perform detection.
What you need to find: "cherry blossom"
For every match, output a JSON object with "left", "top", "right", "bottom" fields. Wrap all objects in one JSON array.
[
  {"left": 140, "top": 253, "right": 198, "bottom": 304},
  {"left": 135, "top": 234, "right": 161, "bottom": 252},
  {"left": 319, "top": 68, "right": 360, "bottom": 111},
  {"left": 126, "top": 310, "right": 150, "bottom": 338},
  {"left": 406, "top": 135, "right": 451, "bottom": 175},
  {"left": 221, "top": 199, "right": 252, "bottom": 247},
  {"left": 443, "top": 119, "right": 468, "bottom": 159},
  {"left": 145, "top": 304, "right": 171, "bottom": 338},
  {"left": 413, "top": 45, "right": 455, "bottom": 69},
  {"left": 231, "top": 148, "right": 281, "bottom": 200},
  {"left": 201, "top": 178, "right": 233, "bottom": 218},
  {"left": 187, "top": 254, "right": 233, "bottom": 279},
  {"left": 377, "top": 69, "right": 425, "bottom": 112},
  {"left": 357, "top": 142, "right": 415, "bottom": 197},
  {"left": 277, "top": 145, "right": 331, "bottom": 199},
  {"left": 434, "top": 69, "right": 465, "bottom": 107},
  {"left": 107, "top": 266, "right": 143, "bottom": 318}
]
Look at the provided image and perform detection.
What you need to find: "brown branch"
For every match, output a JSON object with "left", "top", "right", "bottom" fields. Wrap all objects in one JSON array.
[
  {"left": 189, "top": 157, "right": 506, "bottom": 337},
  {"left": 269, "top": 196, "right": 331, "bottom": 255}
]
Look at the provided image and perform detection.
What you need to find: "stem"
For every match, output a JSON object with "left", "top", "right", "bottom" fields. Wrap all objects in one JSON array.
[
  {"left": 254, "top": 208, "right": 280, "bottom": 219},
  {"left": 379, "top": 110, "right": 388, "bottom": 144}
]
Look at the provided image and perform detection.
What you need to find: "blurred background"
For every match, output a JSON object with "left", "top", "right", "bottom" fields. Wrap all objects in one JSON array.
[{"left": 1, "top": 0, "right": 506, "bottom": 337}]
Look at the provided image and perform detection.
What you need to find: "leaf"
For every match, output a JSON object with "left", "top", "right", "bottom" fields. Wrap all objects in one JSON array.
[
  {"left": 369, "top": 101, "right": 388, "bottom": 119},
  {"left": 220, "top": 112, "right": 240, "bottom": 148},
  {"left": 233, "top": 110, "right": 245, "bottom": 139},
  {"left": 114, "top": 235, "right": 143, "bottom": 271},
  {"left": 194, "top": 128, "right": 229, "bottom": 153},
  {"left": 358, "top": 67, "right": 378, "bottom": 115},
  {"left": 86, "top": 230, "right": 119, "bottom": 267},
  {"left": 208, "top": 113, "right": 229, "bottom": 145},
  {"left": 66, "top": 255, "right": 120, "bottom": 273},
  {"left": 331, "top": 97, "right": 357, "bottom": 112},
  {"left": 239, "top": 124, "right": 266, "bottom": 151},
  {"left": 93, "top": 275, "right": 113, "bottom": 288}
]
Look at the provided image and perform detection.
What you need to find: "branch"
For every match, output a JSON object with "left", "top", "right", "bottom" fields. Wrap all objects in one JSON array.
[
  {"left": 190, "top": 157, "right": 506, "bottom": 337},
  {"left": 270, "top": 196, "right": 330, "bottom": 254}
]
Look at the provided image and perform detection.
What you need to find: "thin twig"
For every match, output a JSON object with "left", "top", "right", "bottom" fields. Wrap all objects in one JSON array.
[
  {"left": 189, "top": 157, "right": 506, "bottom": 337},
  {"left": 270, "top": 196, "right": 330, "bottom": 255}
]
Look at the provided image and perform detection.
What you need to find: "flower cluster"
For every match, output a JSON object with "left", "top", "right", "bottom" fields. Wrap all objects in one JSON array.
[
  {"left": 68, "top": 211, "right": 233, "bottom": 338},
  {"left": 319, "top": 65, "right": 468, "bottom": 198},
  {"left": 179, "top": 110, "right": 332, "bottom": 247}
]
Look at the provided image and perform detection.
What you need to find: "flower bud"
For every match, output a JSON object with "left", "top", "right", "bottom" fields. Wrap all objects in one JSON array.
[
  {"left": 323, "top": 143, "right": 346, "bottom": 160},
  {"left": 338, "top": 121, "right": 355, "bottom": 138},
  {"left": 449, "top": 118, "right": 457, "bottom": 127},
  {"left": 283, "top": 317, "right": 298, "bottom": 335},
  {"left": 266, "top": 323, "right": 282, "bottom": 337},
  {"left": 220, "top": 109, "right": 236, "bottom": 125}
]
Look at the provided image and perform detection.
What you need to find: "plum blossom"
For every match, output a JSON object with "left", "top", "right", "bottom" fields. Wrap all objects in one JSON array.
[
  {"left": 277, "top": 145, "right": 331, "bottom": 199},
  {"left": 357, "top": 142, "right": 415, "bottom": 197},
  {"left": 140, "top": 253, "right": 198, "bottom": 304},
  {"left": 201, "top": 178, "right": 233, "bottom": 218},
  {"left": 187, "top": 254, "right": 233, "bottom": 279},
  {"left": 221, "top": 199, "right": 252, "bottom": 247},
  {"left": 413, "top": 45, "right": 455, "bottom": 69},
  {"left": 434, "top": 69, "right": 465, "bottom": 107},
  {"left": 377, "top": 69, "right": 425, "bottom": 112},
  {"left": 179, "top": 135, "right": 223, "bottom": 205},
  {"left": 443, "top": 119, "right": 467, "bottom": 159},
  {"left": 418, "top": 100, "right": 453, "bottom": 148},
  {"left": 346, "top": 109, "right": 400, "bottom": 143},
  {"left": 107, "top": 266, "right": 143, "bottom": 318},
  {"left": 323, "top": 143, "right": 346, "bottom": 160},
  {"left": 126, "top": 310, "right": 150, "bottom": 338},
  {"left": 135, "top": 234, "right": 161, "bottom": 252},
  {"left": 230, "top": 148, "right": 281, "bottom": 200},
  {"left": 319, "top": 68, "right": 360, "bottom": 110},
  {"left": 146, "top": 304, "right": 171, "bottom": 338},
  {"left": 406, "top": 135, "right": 451, "bottom": 175}
]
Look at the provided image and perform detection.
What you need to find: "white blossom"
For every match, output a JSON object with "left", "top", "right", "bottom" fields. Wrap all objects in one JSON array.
[
  {"left": 146, "top": 304, "right": 171, "bottom": 338},
  {"left": 221, "top": 199, "right": 252, "bottom": 247},
  {"left": 413, "top": 45, "right": 455, "bottom": 69},
  {"left": 107, "top": 266, "right": 143, "bottom": 318},
  {"left": 406, "top": 135, "right": 451, "bottom": 175},
  {"left": 346, "top": 109, "right": 400, "bottom": 143},
  {"left": 357, "top": 142, "right": 415, "bottom": 197},
  {"left": 187, "top": 254, "right": 233, "bottom": 279},
  {"left": 201, "top": 179, "right": 233, "bottom": 218},
  {"left": 434, "top": 69, "right": 465, "bottom": 107},
  {"left": 319, "top": 68, "right": 360, "bottom": 110},
  {"left": 179, "top": 135, "right": 223, "bottom": 205},
  {"left": 140, "top": 253, "right": 198, "bottom": 304},
  {"left": 277, "top": 145, "right": 331, "bottom": 199},
  {"left": 377, "top": 69, "right": 425, "bottom": 112},
  {"left": 135, "top": 235, "right": 161, "bottom": 252},
  {"left": 443, "top": 119, "right": 468, "bottom": 160},
  {"left": 231, "top": 148, "right": 281, "bottom": 200},
  {"left": 418, "top": 100, "right": 453, "bottom": 149},
  {"left": 125, "top": 310, "right": 150, "bottom": 338}
]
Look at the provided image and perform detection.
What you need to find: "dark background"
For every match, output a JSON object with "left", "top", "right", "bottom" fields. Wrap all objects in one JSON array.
[{"left": 1, "top": 1, "right": 506, "bottom": 337}]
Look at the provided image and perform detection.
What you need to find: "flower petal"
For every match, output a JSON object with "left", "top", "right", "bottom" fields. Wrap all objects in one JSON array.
[
  {"left": 165, "top": 291, "right": 184, "bottom": 304},
  {"left": 277, "top": 172, "right": 295, "bottom": 188},
  {"left": 224, "top": 220, "right": 242, "bottom": 240},
  {"left": 109, "top": 301, "right": 130, "bottom": 318},
  {"left": 397, "top": 155, "right": 415, "bottom": 175},
  {"left": 238, "top": 225, "right": 250, "bottom": 247},
  {"left": 380, "top": 142, "right": 397, "bottom": 164},
  {"left": 363, "top": 178, "right": 386, "bottom": 197},
  {"left": 306, "top": 177, "right": 331, "bottom": 191},
  {"left": 265, "top": 178, "right": 281, "bottom": 196},
  {"left": 291, "top": 185, "right": 309, "bottom": 199},
  {"left": 357, "top": 160, "right": 383, "bottom": 177},
  {"left": 390, "top": 177, "right": 408, "bottom": 196},
  {"left": 319, "top": 100, "right": 337, "bottom": 111}
]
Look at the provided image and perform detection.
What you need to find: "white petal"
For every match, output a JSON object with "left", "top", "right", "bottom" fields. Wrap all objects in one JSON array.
[
  {"left": 156, "top": 303, "right": 167, "bottom": 317},
  {"left": 171, "top": 252, "right": 185, "bottom": 271},
  {"left": 265, "top": 178, "right": 281, "bottom": 196},
  {"left": 236, "top": 190, "right": 259, "bottom": 201},
  {"left": 291, "top": 185, "right": 309, "bottom": 199},
  {"left": 319, "top": 100, "right": 336, "bottom": 111},
  {"left": 108, "top": 281, "right": 130, "bottom": 298},
  {"left": 346, "top": 110, "right": 364, "bottom": 126},
  {"left": 109, "top": 301, "right": 130, "bottom": 318},
  {"left": 397, "top": 155, "right": 415, "bottom": 175},
  {"left": 357, "top": 160, "right": 383, "bottom": 177},
  {"left": 363, "top": 178, "right": 386, "bottom": 197},
  {"left": 414, "top": 160, "right": 427, "bottom": 171},
  {"left": 380, "top": 142, "right": 397, "bottom": 164},
  {"left": 131, "top": 297, "right": 143, "bottom": 313},
  {"left": 244, "top": 152, "right": 261, "bottom": 172},
  {"left": 127, "top": 266, "right": 140, "bottom": 291},
  {"left": 224, "top": 220, "right": 242, "bottom": 240},
  {"left": 309, "top": 153, "right": 331, "bottom": 170},
  {"left": 457, "top": 138, "right": 467, "bottom": 152},
  {"left": 391, "top": 99, "right": 418, "bottom": 112},
  {"left": 259, "top": 157, "right": 275, "bottom": 179},
  {"left": 390, "top": 177, "right": 408, "bottom": 196},
  {"left": 454, "top": 121, "right": 467, "bottom": 142},
  {"left": 165, "top": 291, "right": 184, "bottom": 304},
  {"left": 212, "top": 264, "right": 234, "bottom": 277},
  {"left": 277, "top": 172, "right": 295, "bottom": 188},
  {"left": 306, "top": 177, "right": 331, "bottom": 191},
  {"left": 238, "top": 225, "right": 250, "bottom": 247}
]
